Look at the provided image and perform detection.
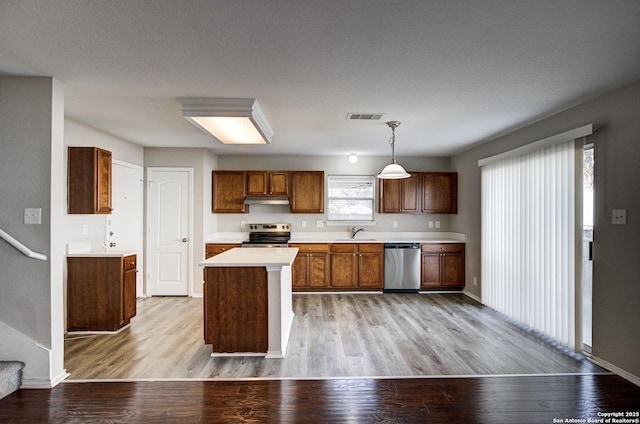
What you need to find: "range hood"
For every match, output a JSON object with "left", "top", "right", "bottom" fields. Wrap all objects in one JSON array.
[{"left": 244, "top": 195, "right": 290, "bottom": 205}]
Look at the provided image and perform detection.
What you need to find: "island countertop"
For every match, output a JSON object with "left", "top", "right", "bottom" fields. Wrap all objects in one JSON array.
[{"left": 199, "top": 247, "right": 298, "bottom": 267}]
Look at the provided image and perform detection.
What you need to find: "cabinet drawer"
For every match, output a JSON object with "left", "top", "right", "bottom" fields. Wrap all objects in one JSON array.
[
  {"left": 205, "top": 244, "right": 241, "bottom": 258},
  {"left": 123, "top": 255, "right": 137, "bottom": 271},
  {"left": 421, "top": 243, "right": 464, "bottom": 253},
  {"left": 330, "top": 243, "right": 357, "bottom": 253},
  {"left": 357, "top": 243, "right": 383, "bottom": 253},
  {"left": 289, "top": 243, "right": 329, "bottom": 253}
]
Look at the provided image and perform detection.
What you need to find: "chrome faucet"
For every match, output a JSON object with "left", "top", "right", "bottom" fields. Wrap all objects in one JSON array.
[{"left": 350, "top": 227, "right": 365, "bottom": 239}]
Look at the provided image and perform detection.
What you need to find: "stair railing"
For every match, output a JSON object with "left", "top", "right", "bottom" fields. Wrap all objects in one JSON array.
[{"left": 0, "top": 227, "right": 47, "bottom": 261}]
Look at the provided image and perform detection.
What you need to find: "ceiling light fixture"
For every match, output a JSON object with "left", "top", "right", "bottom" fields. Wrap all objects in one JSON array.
[
  {"left": 178, "top": 98, "right": 273, "bottom": 144},
  {"left": 377, "top": 121, "right": 410, "bottom": 179},
  {"left": 348, "top": 153, "right": 358, "bottom": 164}
]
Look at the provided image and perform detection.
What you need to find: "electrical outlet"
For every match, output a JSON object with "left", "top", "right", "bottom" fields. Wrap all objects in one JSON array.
[
  {"left": 82, "top": 224, "right": 88, "bottom": 235},
  {"left": 316, "top": 220, "right": 324, "bottom": 228},
  {"left": 301, "top": 220, "right": 307, "bottom": 228},
  {"left": 612, "top": 209, "right": 627, "bottom": 225},
  {"left": 24, "top": 208, "right": 41, "bottom": 225},
  {"left": 473, "top": 277, "right": 478, "bottom": 286},
  {"left": 428, "top": 221, "right": 434, "bottom": 229},
  {"left": 435, "top": 221, "right": 441, "bottom": 229},
  {"left": 240, "top": 221, "right": 246, "bottom": 229},
  {"left": 393, "top": 220, "right": 398, "bottom": 228}
]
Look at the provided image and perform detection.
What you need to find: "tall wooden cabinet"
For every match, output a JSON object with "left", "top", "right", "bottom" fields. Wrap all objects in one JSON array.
[
  {"left": 68, "top": 147, "right": 112, "bottom": 214},
  {"left": 290, "top": 171, "right": 324, "bottom": 213},
  {"left": 420, "top": 244, "right": 465, "bottom": 290},
  {"left": 67, "top": 254, "right": 137, "bottom": 331}
]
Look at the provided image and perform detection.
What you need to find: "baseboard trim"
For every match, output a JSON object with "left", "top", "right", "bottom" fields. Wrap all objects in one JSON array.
[
  {"left": 588, "top": 356, "right": 640, "bottom": 387},
  {"left": 21, "top": 370, "right": 70, "bottom": 389},
  {"left": 462, "top": 290, "right": 482, "bottom": 303}
]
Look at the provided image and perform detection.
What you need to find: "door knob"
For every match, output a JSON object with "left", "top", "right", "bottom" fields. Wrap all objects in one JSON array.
[{"left": 182, "top": 238, "right": 188, "bottom": 243}]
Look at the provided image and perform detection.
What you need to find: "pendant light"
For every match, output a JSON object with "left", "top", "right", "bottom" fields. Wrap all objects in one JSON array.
[{"left": 377, "top": 121, "right": 410, "bottom": 179}]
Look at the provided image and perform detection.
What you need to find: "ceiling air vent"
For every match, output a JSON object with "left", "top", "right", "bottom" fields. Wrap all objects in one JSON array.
[{"left": 347, "top": 113, "right": 384, "bottom": 120}]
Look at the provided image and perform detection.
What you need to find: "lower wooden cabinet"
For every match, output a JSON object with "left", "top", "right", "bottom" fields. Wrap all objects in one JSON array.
[
  {"left": 205, "top": 243, "right": 242, "bottom": 259},
  {"left": 67, "top": 254, "right": 137, "bottom": 331},
  {"left": 290, "top": 244, "right": 330, "bottom": 290},
  {"left": 329, "top": 243, "right": 384, "bottom": 290},
  {"left": 420, "top": 244, "right": 465, "bottom": 290}
]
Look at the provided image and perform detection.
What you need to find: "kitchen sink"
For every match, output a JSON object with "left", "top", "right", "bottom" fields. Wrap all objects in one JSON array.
[{"left": 333, "top": 238, "right": 377, "bottom": 241}]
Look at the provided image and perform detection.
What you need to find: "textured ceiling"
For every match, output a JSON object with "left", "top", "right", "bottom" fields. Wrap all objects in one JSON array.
[{"left": 1, "top": 0, "right": 640, "bottom": 157}]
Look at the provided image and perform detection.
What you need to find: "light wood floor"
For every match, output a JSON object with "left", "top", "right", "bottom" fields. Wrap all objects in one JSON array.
[{"left": 64, "top": 293, "right": 603, "bottom": 379}]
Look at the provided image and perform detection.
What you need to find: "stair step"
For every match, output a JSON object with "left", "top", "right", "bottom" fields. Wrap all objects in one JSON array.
[{"left": 0, "top": 361, "right": 25, "bottom": 400}]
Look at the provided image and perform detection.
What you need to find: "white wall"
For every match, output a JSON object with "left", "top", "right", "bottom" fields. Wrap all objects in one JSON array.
[
  {"left": 217, "top": 155, "right": 453, "bottom": 234},
  {"left": 0, "top": 76, "right": 66, "bottom": 387},
  {"left": 451, "top": 79, "right": 640, "bottom": 381}
]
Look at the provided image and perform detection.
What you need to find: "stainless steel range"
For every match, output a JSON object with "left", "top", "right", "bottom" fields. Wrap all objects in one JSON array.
[{"left": 242, "top": 223, "right": 291, "bottom": 248}]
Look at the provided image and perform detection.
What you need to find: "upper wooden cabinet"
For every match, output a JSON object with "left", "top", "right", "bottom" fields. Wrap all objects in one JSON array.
[
  {"left": 289, "top": 171, "right": 324, "bottom": 213},
  {"left": 421, "top": 172, "right": 458, "bottom": 214},
  {"left": 379, "top": 171, "right": 458, "bottom": 214},
  {"left": 68, "top": 147, "right": 112, "bottom": 214},
  {"left": 212, "top": 171, "right": 247, "bottom": 213},
  {"left": 379, "top": 173, "right": 420, "bottom": 213},
  {"left": 247, "top": 171, "right": 289, "bottom": 196}
]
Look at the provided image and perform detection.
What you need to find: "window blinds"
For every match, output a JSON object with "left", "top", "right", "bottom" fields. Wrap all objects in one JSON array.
[{"left": 480, "top": 136, "right": 584, "bottom": 350}]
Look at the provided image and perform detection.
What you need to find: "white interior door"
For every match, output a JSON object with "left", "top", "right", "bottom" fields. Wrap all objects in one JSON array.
[
  {"left": 108, "top": 161, "right": 144, "bottom": 296},
  {"left": 147, "top": 168, "right": 192, "bottom": 296}
]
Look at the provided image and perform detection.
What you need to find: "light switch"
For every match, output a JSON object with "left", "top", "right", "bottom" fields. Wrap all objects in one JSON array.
[
  {"left": 435, "top": 221, "right": 441, "bottom": 229},
  {"left": 612, "top": 209, "right": 627, "bottom": 225},
  {"left": 300, "top": 220, "right": 307, "bottom": 228},
  {"left": 393, "top": 220, "right": 398, "bottom": 228},
  {"left": 428, "top": 221, "right": 434, "bottom": 229},
  {"left": 24, "top": 208, "right": 41, "bottom": 225}
]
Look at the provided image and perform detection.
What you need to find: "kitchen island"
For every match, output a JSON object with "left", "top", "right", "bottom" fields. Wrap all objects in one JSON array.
[{"left": 199, "top": 247, "right": 298, "bottom": 358}]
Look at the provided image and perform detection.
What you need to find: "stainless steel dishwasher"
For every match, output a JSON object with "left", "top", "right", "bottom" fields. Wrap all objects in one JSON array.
[{"left": 383, "top": 243, "right": 421, "bottom": 293}]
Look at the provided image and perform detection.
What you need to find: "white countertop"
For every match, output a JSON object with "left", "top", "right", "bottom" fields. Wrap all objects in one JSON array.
[
  {"left": 206, "top": 231, "right": 466, "bottom": 245},
  {"left": 199, "top": 247, "right": 299, "bottom": 267},
  {"left": 67, "top": 251, "right": 137, "bottom": 258}
]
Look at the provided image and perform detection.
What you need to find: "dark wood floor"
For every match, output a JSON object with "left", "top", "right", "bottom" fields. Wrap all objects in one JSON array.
[{"left": 2, "top": 374, "right": 639, "bottom": 423}]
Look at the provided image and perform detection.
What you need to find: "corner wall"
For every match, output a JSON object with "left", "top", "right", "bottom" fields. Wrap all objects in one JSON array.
[{"left": 451, "top": 79, "right": 640, "bottom": 380}]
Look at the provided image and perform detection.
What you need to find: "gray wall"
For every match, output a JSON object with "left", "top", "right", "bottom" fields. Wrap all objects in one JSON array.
[
  {"left": 0, "top": 76, "right": 65, "bottom": 383},
  {"left": 451, "top": 79, "right": 640, "bottom": 379},
  {"left": 217, "top": 155, "right": 453, "bottom": 234}
]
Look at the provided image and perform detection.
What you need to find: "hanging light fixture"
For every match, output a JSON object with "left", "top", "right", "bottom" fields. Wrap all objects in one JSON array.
[{"left": 377, "top": 121, "right": 410, "bottom": 179}]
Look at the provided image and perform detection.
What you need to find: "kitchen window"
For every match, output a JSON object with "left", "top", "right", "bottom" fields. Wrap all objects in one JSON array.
[{"left": 327, "top": 175, "right": 375, "bottom": 221}]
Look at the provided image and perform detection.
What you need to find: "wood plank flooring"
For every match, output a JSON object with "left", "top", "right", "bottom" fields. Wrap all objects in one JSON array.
[
  {"left": 64, "top": 293, "right": 603, "bottom": 379},
  {"left": 3, "top": 375, "right": 640, "bottom": 423}
]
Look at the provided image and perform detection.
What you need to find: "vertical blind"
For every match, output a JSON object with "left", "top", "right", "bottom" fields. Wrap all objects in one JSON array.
[{"left": 481, "top": 139, "right": 579, "bottom": 349}]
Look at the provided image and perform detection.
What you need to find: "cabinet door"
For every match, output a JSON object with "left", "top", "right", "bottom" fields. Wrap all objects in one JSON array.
[
  {"left": 212, "top": 171, "right": 247, "bottom": 213},
  {"left": 290, "top": 171, "right": 324, "bottom": 213},
  {"left": 380, "top": 173, "right": 420, "bottom": 213},
  {"left": 291, "top": 253, "right": 309, "bottom": 288},
  {"left": 96, "top": 148, "right": 113, "bottom": 213},
  {"left": 357, "top": 252, "right": 383, "bottom": 288},
  {"left": 422, "top": 172, "right": 457, "bottom": 214},
  {"left": 246, "top": 171, "right": 268, "bottom": 195},
  {"left": 308, "top": 253, "right": 329, "bottom": 287},
  {"left": 123, "top": 269, "right": 137, "bottom": 323},
  {"left": 420, "top": 252, "right": 442, "bottom": 288},
  {"left": 330, "top": 253, "right": 356, "bottom": 287},
  {"left": 441, "top": 251, "right": 464, "bottom": 287},
  {"left": 269, "top": 171, "right": 289, "bottom": 195}
]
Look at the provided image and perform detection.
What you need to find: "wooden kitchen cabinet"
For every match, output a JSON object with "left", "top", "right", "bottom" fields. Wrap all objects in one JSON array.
[
  {"left": 289, "top": 171, "right": 324, "bottom": 213},
  {"left": 290, "top": 244, "right": 330, "bottom": 290},
  {"left": 68, "top": 147, "right": 112, "bottom": 214},
  {"left": 421, "top": 172, "right": 458, "bottom": 214},
  {"left": 212, "top": 171, "right": 247, "bottom": 213},
  {"left": 205, "top": 243, "right": 242, "bottom": 258},
  {"left": 67, "top": 254, "right": 137, "bottom": 331},
  {"left": 247, "top": 171, "right": 289, "bottom": 196},
  {"left": 329, "top": 243, "right": 384, "bottom": 290},
  {"left": 420, "top": 244, "right": 465, "bottom": 290},
  {"left": 379, "top": 172, "right": 420, "bottom": 213}
]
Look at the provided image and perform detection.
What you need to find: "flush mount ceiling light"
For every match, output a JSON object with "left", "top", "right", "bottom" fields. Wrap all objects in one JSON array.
[
  {"left": 178, "top": 98, "right": 274, "bottom": 144},
  {"left": 348, "top": 153, "right": 358, "bottom": 164},
  {"left": 377, "top": 121, "right": 410, "bottom": 179}
]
